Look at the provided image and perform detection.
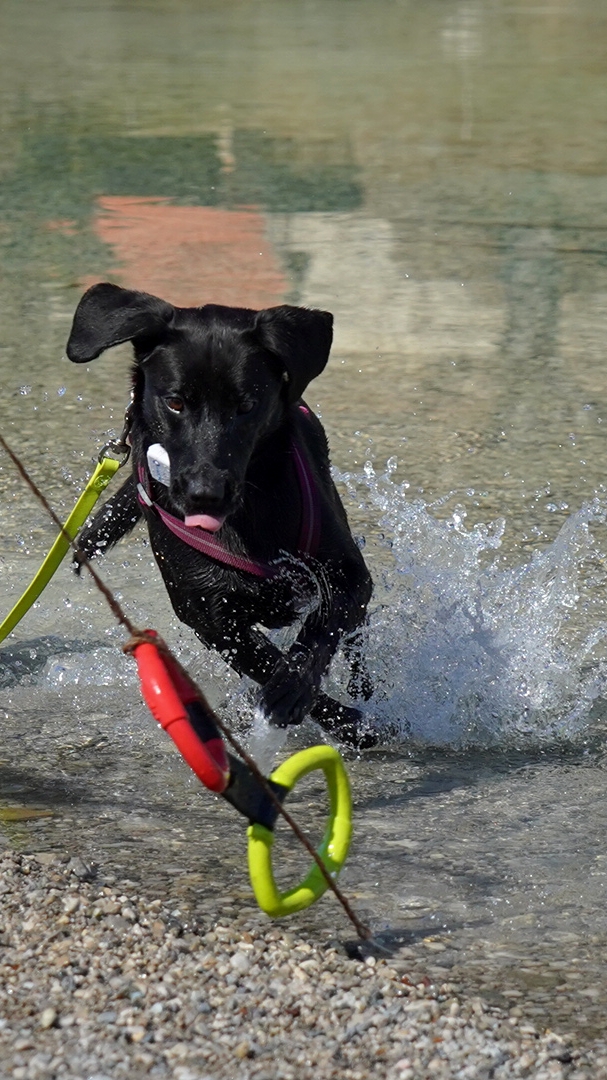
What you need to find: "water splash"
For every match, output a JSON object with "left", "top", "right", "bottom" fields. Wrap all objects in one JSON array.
[
  {"left": 246, "top": 707, "right": 289, "bottom": 774},
  {"left": 5, "top": 458, "right": 607, "bottom": 753},
  {"left": 334, "top": 463, "right": 607, "bottom": 747},
  {"left": 44, "top": 646, "right": 136, "bottom": 689}
]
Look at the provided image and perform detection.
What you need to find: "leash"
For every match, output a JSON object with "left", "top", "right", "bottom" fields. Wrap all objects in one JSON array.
[
  {"left": 0, "top": 436, "right": 130, "bottom": 644},
  {"left": 0, "top": 432, "right": 371, "bottom": 936}
]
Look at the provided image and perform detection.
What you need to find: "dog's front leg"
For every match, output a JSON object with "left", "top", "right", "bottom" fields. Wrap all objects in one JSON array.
[
  {"left": 197, "top": 611, "right": 377, "bottom": 749},
  {"left": 259, "top": 556, "right": 375, "bottom": 744},
  {"left": 187, "top": 618, "right": 299, "bottom": 702},
  {"left": 73, "top": 473, "right": 142, "bottom": 571},
  {"left": 259, "top": 617, "right": 376, "bottom": 747},
  {"left": 216, "top": 624, "right": 290, "bottom": 686},
  {"left": 259, "top": 619, "right": 341, "bottom": 726}
]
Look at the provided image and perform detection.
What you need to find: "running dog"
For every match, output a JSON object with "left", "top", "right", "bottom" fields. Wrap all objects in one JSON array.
[{"left": 67, "top": 283, "right": 374, "bottom": 746}]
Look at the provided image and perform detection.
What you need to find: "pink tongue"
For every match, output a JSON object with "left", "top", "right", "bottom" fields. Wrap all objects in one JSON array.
[{"left": 185, "top": 513, "right": 226, "bottom": 533}]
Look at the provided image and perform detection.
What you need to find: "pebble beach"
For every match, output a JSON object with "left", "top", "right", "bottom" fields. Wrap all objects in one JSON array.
[{"left": 0, "top": 850, "right": 605, "bottom": 1080}]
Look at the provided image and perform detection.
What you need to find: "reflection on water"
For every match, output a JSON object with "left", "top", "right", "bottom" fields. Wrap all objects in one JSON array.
[
  {"left": 3, "top": 0, "right": 607, "bottom": 1041},
  {"left": 88, "top": 198, "right": 288, "bottom": 307}
]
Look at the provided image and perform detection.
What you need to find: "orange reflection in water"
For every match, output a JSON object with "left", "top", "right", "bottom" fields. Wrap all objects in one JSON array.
[{"left": 87, "top": 196, "right": 287, "bottom": 308}]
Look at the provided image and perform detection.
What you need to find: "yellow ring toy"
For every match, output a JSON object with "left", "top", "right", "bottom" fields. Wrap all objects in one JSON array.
[{"left": 247, "top": 745, "right": 352, "bottom": 917}]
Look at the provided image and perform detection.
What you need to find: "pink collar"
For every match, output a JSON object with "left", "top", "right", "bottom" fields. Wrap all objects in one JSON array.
[{"left": 137, "top": 405, "right": 320, "bottom": 578}]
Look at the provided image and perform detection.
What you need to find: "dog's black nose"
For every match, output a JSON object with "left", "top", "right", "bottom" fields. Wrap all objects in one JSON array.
[{"left": 184, "top": 470, "right": 232, "bottom": 511}]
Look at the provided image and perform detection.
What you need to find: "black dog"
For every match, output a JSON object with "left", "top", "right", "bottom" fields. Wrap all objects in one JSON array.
[{"left": 67, "top": 283, "right": 374, "bottom": 746}]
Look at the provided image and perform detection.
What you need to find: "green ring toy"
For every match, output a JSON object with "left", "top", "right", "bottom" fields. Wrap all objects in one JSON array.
[{"left": 247, "top": 745, "right": 352, "bottom": 917}]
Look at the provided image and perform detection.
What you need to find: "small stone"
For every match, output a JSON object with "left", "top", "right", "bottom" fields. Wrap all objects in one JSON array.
[
  {"left": 127, "top": 1025, "right": 146, "bottom": 1042},
  {"left": 230, "top": 950, "right": 252, "bottom": 974},
  {"left": 39, "top": 1007, "right": 57, "bottom": 1030},
  {"left": 426, "top": 1059, "right": 444, "bottom": 1075},
  {"left": 133, "top": 1053, "right": 154, "bottom": 1068},
  {"left": 31, "top": 853, "right": 60, "bottom": 866},
  {"left": 234, "top": 1040, "right": 251, "bottom": 1059},
  {"left": 298, "top": 957, "right": 318, "bottom": 971},
  {"left": 104, "top": 914, "right": 129, "bottom": 932},
  {"left": 97, "top": 1011, "right": 117, "bottom": 1025},
  {"left": 14, "top": 1037, "right": 35, "bottom": 1050},
  {"left": 67, "top": 856, "right": 95, "bottom": 881},
  {"left": 97, "top": 897, "right": 120, "bottom": 915},
  {"left": 63, "top": 896, "right": 79, "bottom": 914}
]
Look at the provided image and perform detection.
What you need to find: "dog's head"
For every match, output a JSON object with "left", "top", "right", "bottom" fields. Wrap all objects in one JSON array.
[{"left": 66, "top": 283, "right": 333, "bottom": 529}]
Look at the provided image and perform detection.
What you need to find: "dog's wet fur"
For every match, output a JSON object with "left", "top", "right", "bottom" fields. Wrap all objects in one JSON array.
[{"left": 67, "top": 283, "right": 375, "bottom": 746}]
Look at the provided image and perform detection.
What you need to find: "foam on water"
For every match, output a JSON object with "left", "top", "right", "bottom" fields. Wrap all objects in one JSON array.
[{"left": 334, "top": 462, "right": 607, "bottom": 747}]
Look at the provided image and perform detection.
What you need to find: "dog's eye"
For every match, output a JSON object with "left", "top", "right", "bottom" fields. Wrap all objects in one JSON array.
[
  {"left": 165, "top": 396, "right": 184, "bottom": 414},
  {"left": 237, "top": 399, "right": 257, "bottom": 416}
]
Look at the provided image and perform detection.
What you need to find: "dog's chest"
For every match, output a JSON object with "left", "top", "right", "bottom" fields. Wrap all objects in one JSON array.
[{"left": 145, "top": 511, "right": 317, "bottom": 631}]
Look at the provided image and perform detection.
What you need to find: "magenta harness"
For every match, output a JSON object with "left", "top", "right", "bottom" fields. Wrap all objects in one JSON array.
[{"left": 136, "top": 405, "right": 321, "bottom": 579}]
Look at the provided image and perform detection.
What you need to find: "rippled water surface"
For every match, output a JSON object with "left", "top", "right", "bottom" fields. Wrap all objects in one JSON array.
[{"left": 3, "top": 0, "right": 607, "bottom": 1041}]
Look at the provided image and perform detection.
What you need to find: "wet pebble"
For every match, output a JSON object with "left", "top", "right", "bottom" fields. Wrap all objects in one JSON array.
[{"left": 0, "top": 849, "right": 604, "bottom": 1078}]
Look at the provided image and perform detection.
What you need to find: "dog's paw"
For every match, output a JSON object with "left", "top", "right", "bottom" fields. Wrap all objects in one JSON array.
[
  {"left": 259, "top": 656, "right": 379, "bottom": 746},
  {"left": 258, "top": 679, "right": 314, "bottom": 728},
  {"left": 258, "top": 653, "right": 319, "bottom": 727},
  {"left": 310, "top": 694, "right": 379, "bottom": 750}
]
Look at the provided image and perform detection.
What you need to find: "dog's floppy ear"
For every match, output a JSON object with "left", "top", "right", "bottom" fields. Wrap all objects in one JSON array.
[
  {"left": 66, "top": 282, "right": 175, "bottom": 363},
  {"left": 254, "top": 304, "right": 333, "bottom": 404}
]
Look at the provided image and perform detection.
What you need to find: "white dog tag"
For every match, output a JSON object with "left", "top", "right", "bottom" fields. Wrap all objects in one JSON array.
[{"left": 147, "top": 443, "right": 171, "bottom": 486}]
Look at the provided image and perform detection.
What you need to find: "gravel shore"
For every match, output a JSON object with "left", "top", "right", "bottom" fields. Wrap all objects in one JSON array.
[{"left": 0, "top": 850, "right": 605, "bottom": 1080}]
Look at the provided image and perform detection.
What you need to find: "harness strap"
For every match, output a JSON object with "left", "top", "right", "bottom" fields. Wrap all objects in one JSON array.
[
  {"left": 138, "top": 475, "right": 274, "bottom": 578},
  {"left": 292, "top": 406, "right": 321, "bottom": 557},
  {"left": 137, "top": 405, "right": 320, "bottom": 577}
]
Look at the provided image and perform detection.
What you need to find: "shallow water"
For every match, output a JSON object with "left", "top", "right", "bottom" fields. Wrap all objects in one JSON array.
[{"left": 3, "top": 0, "right": 607, "bottom": 1042}]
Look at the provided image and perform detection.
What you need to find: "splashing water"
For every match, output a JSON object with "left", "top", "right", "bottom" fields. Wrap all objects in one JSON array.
[
  {"left": 6, "top": 456, "right": 607, "bottom": 754},
  {"left": 334, "top": 463, "right": 607, "bottom": 747},
  {"left": 246, "top": 707, "right": 289, "bottom": 774}
]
